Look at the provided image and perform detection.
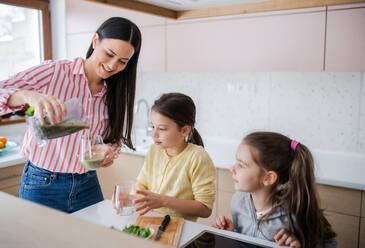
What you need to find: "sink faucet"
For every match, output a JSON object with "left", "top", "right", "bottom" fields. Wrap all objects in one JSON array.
[{"left": 134, "top": 98, "right": 152, "bottom": 136}]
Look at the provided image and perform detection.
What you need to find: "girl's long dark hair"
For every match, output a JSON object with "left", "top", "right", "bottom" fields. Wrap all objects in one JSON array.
[
  {"left": 152, "top": 93, "right": 204, "bottom": 147},
  {"left": 86, "top": 17, "right": 141, "bottom": 149},
  {"left": 243, "top": 131, "right": 336, "bottom": 248}
]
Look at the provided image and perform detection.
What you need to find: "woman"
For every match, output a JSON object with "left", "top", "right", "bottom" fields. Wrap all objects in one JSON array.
[{"left": 0, "top": 17, "right": 142, "bottom": 213}]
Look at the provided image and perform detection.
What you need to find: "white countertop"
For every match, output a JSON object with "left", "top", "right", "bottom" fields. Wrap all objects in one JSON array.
[
  {"left": 0, "top": 123, "right": 26, "bottom": 168},
  {"left": 0, "top": 192, "right": 166, "bottom": 248},
  {"left": 124, "top": 136, "right": 365, "bottom": 191},
  {"left": 1, "top": 133, "right": 364, "bottom": 191},
  {"left": 0, "top": 150, "right": 25, "bottom": 168},
  {"left": 72, "top": 200, "right": 280, "bottom": 248}
]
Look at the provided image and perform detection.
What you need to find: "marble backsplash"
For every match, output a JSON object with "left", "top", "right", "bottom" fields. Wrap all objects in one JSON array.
[{"left": 134, "top": 72, "right": 365, "bottom": 154}]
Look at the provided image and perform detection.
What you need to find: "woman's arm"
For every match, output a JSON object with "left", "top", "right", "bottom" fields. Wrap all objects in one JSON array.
[
  {"left": 0, "top": 62, "right": 65, "bottom": 123},
  {"left": 134, "top": 189, "right": 212, "bottom": 218},
  {"left": 8, "top": 90, "right": 65, "bottom": 124}
]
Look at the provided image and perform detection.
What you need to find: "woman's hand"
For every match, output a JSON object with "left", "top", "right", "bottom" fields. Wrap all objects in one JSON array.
[
  {"left": 274, "top": 229, "right": 301, "bottom": 247},
  {"left": 21, "top": 90, "right": 66, "bottom": 124},
  {"left": 211, "top": 216, "right": 234, "bottom": 231},
  {"left": 92, "top": 144, "right": 116, "bottom": 168},
  {"left": 133, "top": 189, "right": 166, "bottom": 216}
]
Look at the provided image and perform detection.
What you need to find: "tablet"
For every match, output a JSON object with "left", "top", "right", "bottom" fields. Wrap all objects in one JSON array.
[{"left": 182, "top": 230, "right": 273, "bottom": 248}]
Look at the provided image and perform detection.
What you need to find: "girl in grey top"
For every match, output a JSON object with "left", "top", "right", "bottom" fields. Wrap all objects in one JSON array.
[{"left": 212, "top": 132, "right": 337, "bottom": 248}]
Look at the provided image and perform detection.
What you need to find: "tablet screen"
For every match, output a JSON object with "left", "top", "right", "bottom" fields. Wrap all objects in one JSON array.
[{"left": 183, "top": 230, "right": 271, "bottom": 248}]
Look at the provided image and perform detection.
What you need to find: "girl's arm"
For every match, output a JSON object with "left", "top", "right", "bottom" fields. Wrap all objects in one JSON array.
[{"left": 134, "top": 189, "right": 212, "bottom": 218}]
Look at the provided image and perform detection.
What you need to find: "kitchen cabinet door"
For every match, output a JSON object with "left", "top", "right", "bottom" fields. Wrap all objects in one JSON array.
[
  {"left": 317, "top": 184, "right": 361, "bottom": 217},
  {"left": 360, "top": 218, "right": 365, "bottom": 248},
  {"left": 325, "top": 7, "right": 365, "bottom": 71},
  {"left": 138, "top": 26, "right": 166, "bottom": 72},
  {"left": 97, "top": 153, "right": 145, "bottom": 199},
  {"left": 0, "top": 163, "right": 24, "bottom": 197},
  {"left": 166, "top": 10, "right": 325, "bottom": 71},
  {"left": 66, "top": 0, "right": 165, "bottom": 34},
  {"left": 362, "top": 191, "right": 365, "bottom": 217},
  {"left": 217, "top": 190, "right": 234, "bottom": 219},
  {"left": 217, "top": 168, "right": 235, "bottom": 193},
  {"left": 324, "top": 211, "right": 359, "bottom": 248}
]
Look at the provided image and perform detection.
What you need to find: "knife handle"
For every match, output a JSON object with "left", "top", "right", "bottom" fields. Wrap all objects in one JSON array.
[{"left": 159, "top": 215, "right": 171, "bottom": 231}]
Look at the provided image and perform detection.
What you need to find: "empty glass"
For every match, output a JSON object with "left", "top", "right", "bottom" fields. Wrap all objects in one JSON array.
[
  {"left": 113, "top": 180, "right": 136, "bottom": 216},
  {"left": 80, "top": 134, "right": 105, "bottom": 170}
]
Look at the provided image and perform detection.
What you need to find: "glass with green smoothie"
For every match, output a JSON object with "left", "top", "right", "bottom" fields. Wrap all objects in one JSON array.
[{"left": 80, "top": 134, "right": 105, "bottom": 170}]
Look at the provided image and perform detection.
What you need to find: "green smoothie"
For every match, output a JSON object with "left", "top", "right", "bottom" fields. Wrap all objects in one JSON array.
[
  {"left": 81, "top": 154, "right": 104, "bottom": 170},
  {"left": 38, "top": 117, "right": 89, "bottom": 139}
]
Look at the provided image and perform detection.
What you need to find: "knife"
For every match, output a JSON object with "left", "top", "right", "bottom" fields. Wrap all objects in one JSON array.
[{"left": 154, "top": 215, "right": 171, "bottom": 241}]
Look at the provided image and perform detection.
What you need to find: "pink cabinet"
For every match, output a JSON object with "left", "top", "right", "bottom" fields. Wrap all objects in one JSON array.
[
  {"left": 166, "top": 10, "right": 326, "bottom": 71},
  {"left": 325, "top": 7, "right": 365, "bottom": 71},
  {"left": 138, "top": 27, "right": 166, "bottom": 72},
  {"left": 66, "top": 0, "right": 165, "bottom": 34}
]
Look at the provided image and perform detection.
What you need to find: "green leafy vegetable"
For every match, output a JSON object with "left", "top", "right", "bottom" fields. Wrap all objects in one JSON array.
[
  {"left": 122, "top": 225, "right": 151, "bottom": 238},
  {"left": 26, "top": 106, "right": 35, "bottom": 117}
]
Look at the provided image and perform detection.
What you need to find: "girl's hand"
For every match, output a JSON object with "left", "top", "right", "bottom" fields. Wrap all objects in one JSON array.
[
  {"left": 22, "top": 90, "right": 66, "bottom": 124},
  {"left": 274, "top": 229, "right": 301, "bottom": 247},
  {"left": 133, "top": 189, "right": 166, "bottom": 216},
  {"left": 211, "top": 216, "right": 234, "bottom": 231}
]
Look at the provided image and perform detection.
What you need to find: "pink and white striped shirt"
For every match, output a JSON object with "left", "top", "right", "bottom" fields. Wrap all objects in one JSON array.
[{"left": 0, "top": 57, "right": 121, "bottom": 174}]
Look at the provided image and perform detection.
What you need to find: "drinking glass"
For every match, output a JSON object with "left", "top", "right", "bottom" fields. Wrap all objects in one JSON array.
[
  {"left": 113, "top": 180, "right": 136, "bottom": 216},
  {"left": 80, "top": 134, "right": 105, "bottom": 170}
]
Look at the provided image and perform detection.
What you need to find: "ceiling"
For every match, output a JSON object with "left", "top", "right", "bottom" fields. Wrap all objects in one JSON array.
[
  {"left": 85, "top": 0, "right": 365, "bottom": 20},
  {"left": 137, "top": 0, "right": 267, "bottom": 11}
]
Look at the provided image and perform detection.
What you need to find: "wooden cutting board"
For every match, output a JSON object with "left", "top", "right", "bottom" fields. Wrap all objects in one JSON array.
[{"left": 135, "top": 216, "right": 184, "bottom": 247}]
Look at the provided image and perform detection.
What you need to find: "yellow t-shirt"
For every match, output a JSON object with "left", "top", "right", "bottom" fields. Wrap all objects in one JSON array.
[{"left": 136, "top": 143, "right": 216, "bottom": 221}]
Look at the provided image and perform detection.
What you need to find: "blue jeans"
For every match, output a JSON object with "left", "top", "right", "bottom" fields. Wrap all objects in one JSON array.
[{"left": 19, "top": 160, "right": 104, "bottom": 213}]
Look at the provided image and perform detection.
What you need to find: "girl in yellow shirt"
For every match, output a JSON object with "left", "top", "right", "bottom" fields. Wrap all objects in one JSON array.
[{"left": 134, "top": 93, "right": 216, "bottom": 221}]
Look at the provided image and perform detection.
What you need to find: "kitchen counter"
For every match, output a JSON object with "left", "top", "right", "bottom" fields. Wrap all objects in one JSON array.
[
  {"left": 0, "top": 123, "right": 26, "bottom": 168},
  {"left": 2, "top": 133, "right": 363, "bottom": 191},
  {"left": 0, "top": 191, "right": 166, "bottom": 248},
  {"left": 123, "top": 137, "right": 365, "bottom": 191},
  {"left": 71, "top": 200, "right": 279, "bottom": 247},
  {"left": 0, "top": 151, "right": 25, "bottom": 168},
  {"left": 0, "top": 192, "right": 279, "bottom": 247}
]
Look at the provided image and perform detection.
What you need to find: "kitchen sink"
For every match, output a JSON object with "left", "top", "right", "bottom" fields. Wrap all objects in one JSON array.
[{"left": 122, "top": 128, "right": 153, "bottom": 154}]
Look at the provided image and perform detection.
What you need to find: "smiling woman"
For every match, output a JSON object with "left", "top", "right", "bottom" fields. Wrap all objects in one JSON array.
[
  {"left": 86, "top": 36, "right": 134, "bottom": 84},
  {"left": 0, "top": 17, "right": 142, "bottom": 213}
]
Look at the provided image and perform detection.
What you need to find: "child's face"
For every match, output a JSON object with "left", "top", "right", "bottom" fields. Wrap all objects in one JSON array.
[
  {"left": 150, "top": 110, "right": 187, "bottom": 150},
  {"left": 231, "top": 143, "right": 266, "bottom": 193}
]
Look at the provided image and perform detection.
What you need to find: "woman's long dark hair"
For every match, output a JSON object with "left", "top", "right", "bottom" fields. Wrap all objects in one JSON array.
[
  {"left": 243, "top": 131, "right": 336, "bottom": 248},
  {"left": 152, "top": 93, "right": 204, "bottom": 147},
  {"left": 86, "top": 17, "right": 141, "bottom": 149}
]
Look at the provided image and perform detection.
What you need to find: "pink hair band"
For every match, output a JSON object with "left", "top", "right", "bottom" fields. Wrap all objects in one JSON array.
[{"left": 291, "top": 140, "right": 300, "bottom": 151}]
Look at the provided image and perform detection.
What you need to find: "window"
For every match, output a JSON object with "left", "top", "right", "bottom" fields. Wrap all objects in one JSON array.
[{"left": 0, "top": 0, "right": 51, "bottom": 125}]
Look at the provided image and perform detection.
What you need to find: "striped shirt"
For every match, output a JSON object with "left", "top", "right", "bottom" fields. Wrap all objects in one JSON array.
[{"left": 0, "top": 57, "right": 121, "bottom": 174}]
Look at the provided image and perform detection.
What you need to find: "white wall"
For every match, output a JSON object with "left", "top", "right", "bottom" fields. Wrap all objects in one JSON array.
[
  {"left": 50, "top": 0, "right": 67, "bottom": 60},
  {"left": 64, "top": 0, "right": 365, "bottom": 154},
  {"left": 135, "top": 72, "right": 365, "bottom": 154}
]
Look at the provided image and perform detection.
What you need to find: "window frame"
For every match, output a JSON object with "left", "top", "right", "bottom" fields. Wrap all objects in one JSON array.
[{"left": 0, "top": 0, "right": 52, "bottom": 126}]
